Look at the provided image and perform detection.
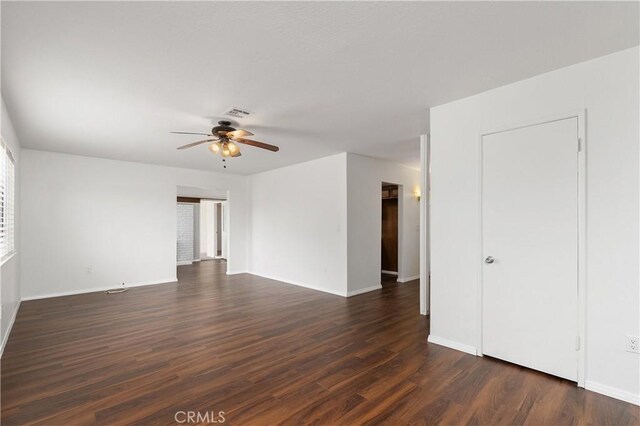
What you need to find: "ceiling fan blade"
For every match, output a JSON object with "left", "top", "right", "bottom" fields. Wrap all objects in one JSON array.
[
  {"left": 227, "top": 129, "right": 254, "bottom": 138},
  {"left": 171, "top": 131, "right": 213, "bottom": 136},
  {"left": 177, "top": 139, "right": 218, "bottom": 150},
  {"left": 235, "top": 138, "right": 279, "bottom": 152}
]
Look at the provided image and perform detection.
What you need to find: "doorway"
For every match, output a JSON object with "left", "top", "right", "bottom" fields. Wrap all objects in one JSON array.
[
  {"left": 480, "top": 117, "right": 582, "bottom": 382},
  {"left": 176, "top": 186, "right": 229, "bottom": 277},
  {"left": 381, "top": 183, "right": 400, "bottom": 285},
  {"left": 200, "top": 200, "right": 227, "bottom": 261}
]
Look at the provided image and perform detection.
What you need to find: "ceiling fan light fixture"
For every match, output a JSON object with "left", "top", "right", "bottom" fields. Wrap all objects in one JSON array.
[
  {"left": 208, "top": 142, "right": 220, "bottom": 154},
  {"left": 227, "top": 141, "right": 239, "bottom": 153},
  {"left": 221, "top": 142, "right": 231, "bottom": 158}
]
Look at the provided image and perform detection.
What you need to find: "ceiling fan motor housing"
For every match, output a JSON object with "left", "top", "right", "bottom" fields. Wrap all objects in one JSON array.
[{"left": 212, "top": 120, "right": 235, "bottom": 138}]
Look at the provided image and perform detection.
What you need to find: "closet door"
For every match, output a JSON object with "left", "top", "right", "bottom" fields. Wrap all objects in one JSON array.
[{"left": 482, "top": 118, "right": 579, "bottom": 381}]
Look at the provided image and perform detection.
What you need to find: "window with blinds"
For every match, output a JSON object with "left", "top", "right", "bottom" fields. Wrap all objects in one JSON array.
[{"left": 0, "top": 139, "right": 16, "bottom": 261}]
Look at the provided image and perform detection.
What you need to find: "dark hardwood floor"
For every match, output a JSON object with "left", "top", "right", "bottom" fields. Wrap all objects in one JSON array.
[
  {"left": 381, "top": 273, "right": 399, "bottom": 287},
  {"left": 2, "top": 261, "right": 638, "bottom": 425}
]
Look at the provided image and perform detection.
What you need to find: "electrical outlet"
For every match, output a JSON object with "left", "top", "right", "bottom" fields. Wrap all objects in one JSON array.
[{"left": 626, "top": 335, "right": 639, "bottom": 354}]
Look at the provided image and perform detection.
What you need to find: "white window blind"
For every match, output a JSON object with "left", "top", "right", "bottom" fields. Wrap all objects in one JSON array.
[{"left": 0, "top": 139, "right": 15, "bottom": 260}]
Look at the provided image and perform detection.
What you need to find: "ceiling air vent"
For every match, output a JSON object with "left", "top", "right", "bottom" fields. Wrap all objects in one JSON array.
[{"left": 223, "top": 107, "right": 253, "bottom": 119}]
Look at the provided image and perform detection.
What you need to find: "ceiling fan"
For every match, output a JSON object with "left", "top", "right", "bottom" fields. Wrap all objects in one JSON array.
[{"left": 172, "top": 121, "right": 279, "bottom": 162}]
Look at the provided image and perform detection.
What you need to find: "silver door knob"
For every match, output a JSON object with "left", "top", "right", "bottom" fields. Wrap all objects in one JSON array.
[{"left": 484, "top": 256, "right": 495, "bottom": 264}]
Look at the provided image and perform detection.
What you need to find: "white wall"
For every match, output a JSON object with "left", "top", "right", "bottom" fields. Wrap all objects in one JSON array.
[
  {"left": 1, "top": 96, "right": 21, "bottom": 353},
  {"left": 346, "top": 153, "right": 421, "bottom": 294},
  {"left": 21, "top": 149, "right": 250, "bottom": 299},
  {"left": 430, "top": 47, "right": 639, "bottom": 403},
  {"left": 21, "top": 149, "right": 420, "bottom": 301},
  {"left": 248, "top": 153, "right": 348, "bottom": 296},
  {"left": 248, "top": 152, "right": 421, "bottom": 298}
]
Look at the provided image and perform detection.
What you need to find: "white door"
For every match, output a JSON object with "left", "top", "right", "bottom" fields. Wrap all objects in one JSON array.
[{"left": 482, "top": 118, "right": 579, "bottom": 381}]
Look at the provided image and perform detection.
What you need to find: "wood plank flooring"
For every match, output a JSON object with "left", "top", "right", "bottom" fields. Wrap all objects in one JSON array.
[{"left": 2, "top": 260, "right": 638, "bottom": 425}]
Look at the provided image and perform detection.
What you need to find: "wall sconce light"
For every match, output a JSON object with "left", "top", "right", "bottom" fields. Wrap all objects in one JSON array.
[{"left": 414, "top": 188, "right": 421, "bottom": 202}]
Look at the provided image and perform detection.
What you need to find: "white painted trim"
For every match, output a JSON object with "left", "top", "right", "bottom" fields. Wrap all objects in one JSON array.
[
  {"left": 0, "top": 300, "right": 21, "bottom": 358},
  {"left": 346, "top": 285, "right": 382, "bottom": 297},
  {"left": 381, "top": 270, "right": 398, "bottom": 276},
  {"left": 21, "top": 277, "right": 178, "bottom": 301},
  {"left": 246, "top": 271, "right": 347, "bottom": 297},
  {"left": 419, "top": 134, "right": 430, "bottom": 316},
  {"left": 212, "top": 200, "right": 219, "bottom": 259},
  {"left": 1, "top": 251, "right": 17, "bottom": 267},
  {"left": 477, "top": 110, "right": 587, "bottom": 388},
  {"left": 225, "top": 270, "right": 247, "bottom": 275},
  {"left": 585, "top": 381, "right": 640, "bottom": 406},
  {"left": 397, "top": 184, "right": 404, "bottom": 290},
  {"left": 576, "top": 110, "right": 587, "bottom": 389},
  {"left": 177, "top": 260, "right": 193, "bottom": 266},
  {"left": 476, "top": 127, "right": 485, "bottom": 358},
  {"left": 397, "top": 275, "right": 420, "bottom": 283},
  {"left": 428, "top": 334, "right": 477, "bottom": 356}
]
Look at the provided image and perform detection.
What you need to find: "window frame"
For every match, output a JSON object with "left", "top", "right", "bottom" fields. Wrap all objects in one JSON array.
[{"left": 0, "top": 137, "right": 16, "bottom": 265}]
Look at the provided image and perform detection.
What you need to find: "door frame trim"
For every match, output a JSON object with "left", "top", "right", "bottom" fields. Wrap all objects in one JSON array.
[
  {"left": 419, "top": 134, "right": 430, "bottom": 316},
  {"left": 476, "top": 109, "right": 586, "bottom": 388}
]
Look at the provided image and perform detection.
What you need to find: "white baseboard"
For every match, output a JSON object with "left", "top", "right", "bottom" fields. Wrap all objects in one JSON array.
[
  {"left": 177, "top": 261, "right": 192, "bottom": 266},
  {"left": 426, "top": 337, "right": 638, "bottom": 406},
  {"left": 246, "top": 271, "right": 346, "bottom": 297},
  {"left": 427, "top": 334, "right": 478, "bottom": 356},
  {"left": 0, "top": 300, "right": 21, "bottom": 358},
  {"left": 397, "top": 275, "right": 420, "bottom": 283},
  {"left": 585, "top": 380, "right": 640, "bottom": 406},
  {"left": 226, "top": 270, "right": 247, "bottom": 275},
  {"left": 346, "top": 285, "right": 382, "bottom": 297},
  {"left": 381, "top": 270, "right": 398, "bottom": 276},
  {"left": 21, "top": 278, "right": 178, "bottom": 301}
]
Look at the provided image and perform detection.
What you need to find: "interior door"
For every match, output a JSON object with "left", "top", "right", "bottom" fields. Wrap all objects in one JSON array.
[
  {"left": 482, "top": 117, "right": 579, "bottom": 381},
  {"left": 381, "top": 198, "right": 399, "bottom": 272}
]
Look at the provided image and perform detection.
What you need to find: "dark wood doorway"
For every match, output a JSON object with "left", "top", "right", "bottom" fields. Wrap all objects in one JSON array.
[{"left": 381, "top": 184, "right": 399, "bottom": 274}]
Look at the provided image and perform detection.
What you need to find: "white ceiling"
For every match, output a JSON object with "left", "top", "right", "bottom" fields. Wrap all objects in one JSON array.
[{"left": 2, "top": 2, "right": 638, "bottom": 175}]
